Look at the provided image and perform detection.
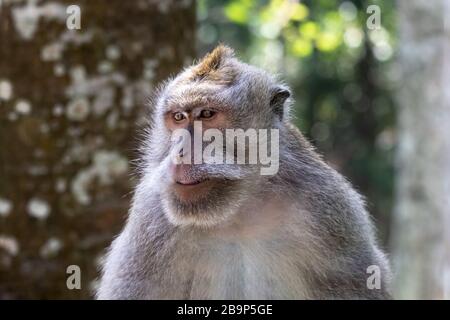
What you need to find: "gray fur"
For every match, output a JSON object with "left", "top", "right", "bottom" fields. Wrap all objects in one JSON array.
[{"left": 96, "top": 46, "right": 391, "bottom": 299}]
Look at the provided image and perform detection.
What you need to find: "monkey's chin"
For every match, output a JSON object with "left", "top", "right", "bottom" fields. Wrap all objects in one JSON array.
[
  {"left": 161, "top": 180, "right": 245, "bottom": 228},
  {"left": 163, "top": 203, "right": 237, "bottom": 228}
]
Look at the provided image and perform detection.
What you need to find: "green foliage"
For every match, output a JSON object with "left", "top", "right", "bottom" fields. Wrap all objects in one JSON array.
[
  {"left": 198, "top": 0, "right": 397, "bottom": 241},
  {"left": 224, "top": 0, "right": 254, "bottom": 24}
]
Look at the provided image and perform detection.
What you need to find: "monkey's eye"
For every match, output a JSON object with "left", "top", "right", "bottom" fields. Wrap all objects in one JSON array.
[
  {"left": 173, "top": 112, "right": 186, "bottom": 122},
  {"left": 199, "top": 109, "right": 215, "bottom": 119}
]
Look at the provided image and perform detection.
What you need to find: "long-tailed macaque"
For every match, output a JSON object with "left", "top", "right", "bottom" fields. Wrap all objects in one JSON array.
[{"left": 97, "top": 45, "right": 391, "bottom": 299}]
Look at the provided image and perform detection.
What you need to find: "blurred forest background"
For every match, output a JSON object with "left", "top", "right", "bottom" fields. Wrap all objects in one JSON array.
[{"left": 0, "top": 0, "right": 449, "bottom": 299}]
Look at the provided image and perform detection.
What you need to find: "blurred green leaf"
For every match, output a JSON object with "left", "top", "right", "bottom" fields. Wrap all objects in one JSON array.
[
  {"left": 299, "top": 21, "right": 320, "bottom": 40},
  {"left": 224, "top": 0, "right": 252, "bottom": 24},
  {"left": 291, "top": 3, "right": 309, "bottom": 21},
  {"left": 290, "top": 38, "right": 313, "bottom": 57},
  {"left": 316, "top": 31, "right": 341, "bottom": 52}
]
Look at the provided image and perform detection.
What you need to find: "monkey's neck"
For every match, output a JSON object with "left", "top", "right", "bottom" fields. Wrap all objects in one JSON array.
[{"left": 204, "top": 191, "right": 292, "bottom": 240}]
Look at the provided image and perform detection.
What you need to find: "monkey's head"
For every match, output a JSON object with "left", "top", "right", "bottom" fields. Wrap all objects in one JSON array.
[{"left": 144, "top": 44, "right": 291, "bottom": 227}]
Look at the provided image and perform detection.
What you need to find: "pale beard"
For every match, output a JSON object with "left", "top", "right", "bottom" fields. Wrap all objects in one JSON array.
[{"left": 162, "top": 179, "right": 247, "bottom": 227}]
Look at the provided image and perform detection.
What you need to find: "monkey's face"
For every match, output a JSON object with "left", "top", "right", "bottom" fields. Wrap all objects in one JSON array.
[{"left": 158, "top": 89, "right": 260, "bottom": 227}]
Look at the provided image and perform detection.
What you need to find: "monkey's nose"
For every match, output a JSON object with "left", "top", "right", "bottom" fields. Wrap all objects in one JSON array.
[{"left": 170, "top": 163, "right": 203, "bottom": 185}]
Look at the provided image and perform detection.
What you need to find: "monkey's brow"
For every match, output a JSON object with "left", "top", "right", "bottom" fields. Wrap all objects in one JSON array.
[{"left": 165, "top": 96, "right": 222, "bottom": 112}]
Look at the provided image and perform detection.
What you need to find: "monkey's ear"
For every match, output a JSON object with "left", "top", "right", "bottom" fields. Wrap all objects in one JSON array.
[{"left": 270, "top": 86, "right": 291, "bottom": 120}]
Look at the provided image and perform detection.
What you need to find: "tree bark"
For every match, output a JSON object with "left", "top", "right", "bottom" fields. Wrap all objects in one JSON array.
[
  {"left": 0, "top": 0, "right": 196, "bottom": 299},
  {"left": 392, "top": 0, "right": 450, "bottom": 299}
]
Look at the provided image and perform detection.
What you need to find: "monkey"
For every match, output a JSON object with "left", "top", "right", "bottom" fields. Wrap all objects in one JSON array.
[{"left": 96, "top": 45, "right": 391, "bottom": 299}]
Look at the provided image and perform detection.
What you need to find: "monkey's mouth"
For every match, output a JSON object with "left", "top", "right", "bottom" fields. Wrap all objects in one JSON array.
[
  {"left": 175, "top": 177, "right": 209, "bottom": 186},
  {"left": 172, "top": 177, "right": 214, "bottom": 202}
]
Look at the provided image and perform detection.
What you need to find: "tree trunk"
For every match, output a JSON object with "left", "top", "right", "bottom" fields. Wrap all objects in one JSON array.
[
  {"left": 0, "top": 0, "right": 196, "bottom": 299},
  {"left": 392, "top": 0, "right": 450, "bottom": 299}
]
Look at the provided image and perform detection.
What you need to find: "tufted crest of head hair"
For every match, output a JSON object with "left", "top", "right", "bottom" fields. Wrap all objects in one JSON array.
[{"left": 191, "top": 44, "right": 237, "bottom": 84}]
